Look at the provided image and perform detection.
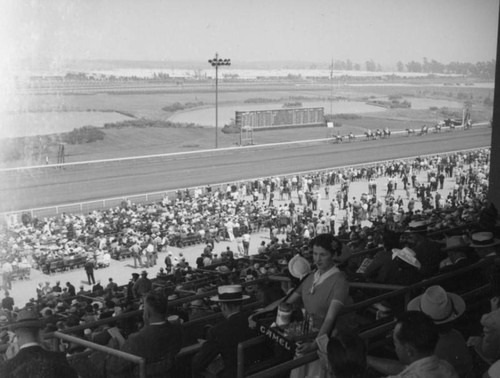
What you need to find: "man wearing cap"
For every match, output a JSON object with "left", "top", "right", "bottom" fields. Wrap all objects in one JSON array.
[
  {"left": 192, "top": 285, "right": 263, "bottom": 378},
  {"left": 0, "top": 309, "right": 78, "bottom": 377}
]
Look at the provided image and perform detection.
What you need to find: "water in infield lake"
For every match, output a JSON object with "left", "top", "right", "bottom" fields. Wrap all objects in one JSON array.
[
  {"left": 168, "top": 100, "right": 386, "bottom": 127},
  {"left": 0, "top": 111, "right": 135, "bottom": 139}
]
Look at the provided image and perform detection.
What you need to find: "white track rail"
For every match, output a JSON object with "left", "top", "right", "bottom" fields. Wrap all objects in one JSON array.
[{"left": 1, "top": 146, "right": 490, "bottom": 222}]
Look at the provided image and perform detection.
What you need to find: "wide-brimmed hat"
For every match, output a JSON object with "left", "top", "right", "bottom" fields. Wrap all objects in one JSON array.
[
  {"left": 9, "top": 309, "right": 45, "bottom": 330},
  {"left": 288, "top": 254, "right": 311, "bottom": 280},
  {"left": 210, "top": 285, "right": 250, "bottom": 302},
  {"left": 442, "top": 235, "right": 470, "bottom": 252},
  {"left": 470, "top": 232, "right": 500, "bottom": 248},
  {"left": 392, "top": 247, "right": 421, "bottom": 269},
  {"left": 407, "top": 285, "right": 465, "bottom": 324}
]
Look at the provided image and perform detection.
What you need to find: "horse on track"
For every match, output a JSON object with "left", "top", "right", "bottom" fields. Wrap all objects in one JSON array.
[
  {"left": 420, "top": 125, "right": 429, "bottom": 135},
  {"left": 333, "top": 134, "right": 343, "bottom": 144},
  {"left": 348, "top": 132, "right": 356, "bottom": 142},
  {"left": 434, "top": 124, "right": 442, "bottom": 133},
  {"left": 406, "top": 128, "right": 416, "bottom": 136},
  {"left": 375, "top": 129, "right": 383, "bottom": 139},
  {"left": 365, "top": 130, "right": 376, "bottom": 140},
  {"left": 383, "top": 127, "right": 391, "bottom": 138}
]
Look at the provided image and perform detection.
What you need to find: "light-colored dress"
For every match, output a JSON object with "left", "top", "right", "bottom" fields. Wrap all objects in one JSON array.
[{"left": 291, "top": 269, "right": 350, "bottom": 378}]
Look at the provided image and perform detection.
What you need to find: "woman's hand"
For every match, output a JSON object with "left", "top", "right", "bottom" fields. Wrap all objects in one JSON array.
[{"left": 296, "top": 341, "right": 318, "bottom": 355}]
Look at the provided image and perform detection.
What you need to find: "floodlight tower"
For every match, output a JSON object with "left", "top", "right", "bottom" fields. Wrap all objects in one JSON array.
[{"left": 208, "top": 53, "right": 231, "bottom": 149}]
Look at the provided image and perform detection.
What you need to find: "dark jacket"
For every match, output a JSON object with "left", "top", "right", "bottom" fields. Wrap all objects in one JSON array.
[
  {"left": 0, "top": 345, "right": 78, "bottom": 378},
  {"left": 106, "top": 322, "right": 182, "bottom": 378},
  {"left": 192, "top": 310, "right": 260, "bottom": 378}
]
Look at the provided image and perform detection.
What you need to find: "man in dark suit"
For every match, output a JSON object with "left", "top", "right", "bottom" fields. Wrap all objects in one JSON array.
[
  {"left": 192, "top": 285, "right": 262, "bottom": 378},
  {"left": 0, "top": 309, "right": 78, "bottom": 378},
  {"left": 66, "top": 281, "right": 76, "bottom": 296},
  {"left": 84, "top": 258, "right": 96, "bottom": 285},
  {"left": 1, "top": 290, "right": 14, "bottom": 311},
  {"left": 104, "top": 292, "right": 182, "bottom": 378}
]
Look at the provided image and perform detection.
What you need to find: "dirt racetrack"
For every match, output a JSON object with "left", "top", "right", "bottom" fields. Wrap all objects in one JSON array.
[{"left": 0, "top": 127, "right": 491, "bottom": 212}]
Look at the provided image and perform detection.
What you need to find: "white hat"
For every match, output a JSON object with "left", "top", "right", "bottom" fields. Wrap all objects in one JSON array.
[
  {"left": 392, "top": 247, "right": 421, "bottom": 269},
  {"left": 407, "top": 285, "right": 465, "bottom": 324},
  {"left": 288, "top": 254, "right": 311, "bottom": 280},
  {"left": 210, "top": 285, "right": 250, "bottom": 302}
]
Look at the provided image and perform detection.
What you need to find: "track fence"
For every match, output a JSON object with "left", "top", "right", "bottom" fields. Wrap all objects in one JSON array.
[{"left": 1, "top": 146, "right": 489, "bottom": 226}]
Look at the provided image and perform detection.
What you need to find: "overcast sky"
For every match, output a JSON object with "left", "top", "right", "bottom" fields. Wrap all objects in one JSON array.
[{"left": 1, "top": 0, "right": 499, "bottom": 70}]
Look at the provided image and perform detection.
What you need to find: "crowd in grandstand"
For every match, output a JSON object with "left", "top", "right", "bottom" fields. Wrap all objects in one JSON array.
[{"left": 1, "top": 148, "right": 499, "bottom": 377}]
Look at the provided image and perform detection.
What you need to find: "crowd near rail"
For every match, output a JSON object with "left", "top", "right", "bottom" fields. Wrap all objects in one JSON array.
[{"left": 1, "top": 148, "right": 500, "bottom": 377}]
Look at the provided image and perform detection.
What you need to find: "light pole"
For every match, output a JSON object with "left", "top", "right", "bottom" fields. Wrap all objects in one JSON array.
[{"left": 208, "top": 53, "right": 231, "bottom": 149}]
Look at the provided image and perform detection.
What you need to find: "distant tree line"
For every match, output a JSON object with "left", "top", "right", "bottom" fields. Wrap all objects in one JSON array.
[
  {"left": 331, "top": 58, "right": 495, "bottom": 78},
  {"left": 397, "top": 58, "right": 495, "bottom": 78}
]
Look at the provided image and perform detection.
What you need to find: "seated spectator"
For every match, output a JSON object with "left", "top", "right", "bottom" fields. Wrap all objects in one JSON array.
[
  {"left": 0, "top": 308, "right": 78, "bottom": 377},
  {"left": 92, "top": 280, "right": 104, "bottom": 294},
  {"left": 367, "top": 311, "right": 458, "bottom": 377},
  {"left": 407, "top": 286, "right": 473, "bottom": 377},
  {"left": 468, "top": 295, "right": 500, "bottom": 365},
  {"left": 156, "top": 268, "right": 167, "bottom": 279},
  {"left": 192, "top": 285, "right": 261, "bottom": 378},
  {"left": 362, "top": 234, "right": 402, "bottom": 284},
  {"left": 438, "top": 235, "right": 478, "bottom": 293},
  {"left": 96, "top": 292, "right": 182, "bottom": 378}
]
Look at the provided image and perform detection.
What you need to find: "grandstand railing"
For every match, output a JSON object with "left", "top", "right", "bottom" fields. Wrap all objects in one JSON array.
[
  {"left": 16, "top": 256, "right": 491, "bottom": 378},
  {"left": 53, "top": 331, "right": 147, "bottom": 378},
  {"left": 1, "top": 147, "right": 488, "bottom": 223},
  {"left": 241, "top": 259, "right": 493, "bottom": 378}
]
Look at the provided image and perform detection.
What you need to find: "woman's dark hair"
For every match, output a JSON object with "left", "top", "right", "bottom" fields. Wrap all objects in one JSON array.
[
  {"left": 327, "top": 332, "right": 367, "bottom": 378},
  {"left": 310, "top": 234, "right": 343, "bottom": 257}
]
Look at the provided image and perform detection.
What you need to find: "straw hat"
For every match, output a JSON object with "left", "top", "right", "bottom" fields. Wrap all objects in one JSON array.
[
  {"left": 470, "top": 232, "right": 500, "bottom": 248},
  {"left": 210, "top": 285, "right": 250, "bottom": 302},
  {"left": 442, "top": 235, "right": 469, "bottom": 252},
  {"left": 288, "top": 254, "right": 311, "bottom": 280},
  {"left": 405, "top": 220, "right": 428, "bottom": 234},
  {"left": 407, "top": 285, "right": 465, "bottom": 324}
]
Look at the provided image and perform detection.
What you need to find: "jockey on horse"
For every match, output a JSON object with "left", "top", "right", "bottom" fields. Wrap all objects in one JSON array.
[
  {"left": 406, "top": 128, "right": 415, "bottom": 136},
  {"left": 420, "top": 125, "right": 428, "bottom": 135},
  {"left": 383, "top": 127, "right": 391, "bottom": 138},
  {"left": 375, "top": 129, "right": 382, "bottom": 139},
  {"left": 365, "top": 130, "right": 375, "bottom": 140}
]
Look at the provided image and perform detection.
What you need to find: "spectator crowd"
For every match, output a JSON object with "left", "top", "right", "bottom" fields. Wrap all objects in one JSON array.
[{"left": 0, "top": 147, "right": 498, "bottom": 378}]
